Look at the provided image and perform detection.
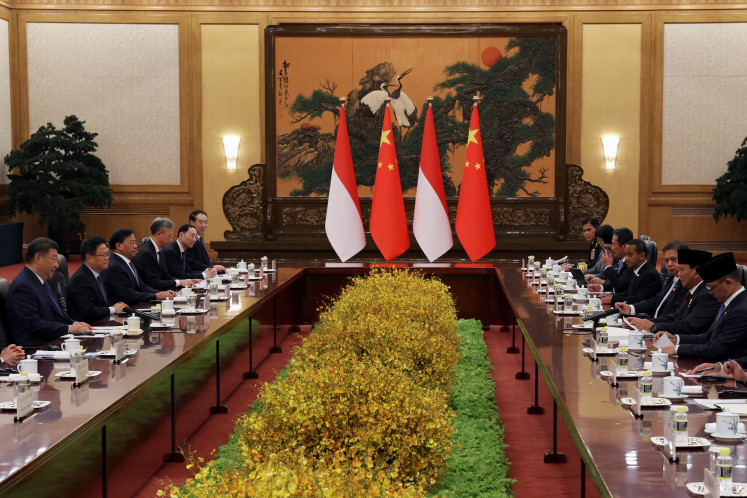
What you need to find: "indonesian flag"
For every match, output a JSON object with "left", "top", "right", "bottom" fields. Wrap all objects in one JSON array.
[
  {"left": 414, "top": 102, "right": 453, "bottom": 261},
  {"left": 325, "top": 104, "right": 365, "bottom": 262},
  {"left": 456, "top": 103, "right": 495, "bottom": 262},
  {"left": 369, "top": 104, "right": 410, "bottom": 261}
]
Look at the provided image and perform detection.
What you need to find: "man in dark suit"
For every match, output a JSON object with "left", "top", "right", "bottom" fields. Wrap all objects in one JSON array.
[
  {"left": 163, "top": 224, "right": 218, "bottom": 280},
  {"left": 186, "top": 210, "right": 225, "bottom": 273},
  {"left": 610, "top": 239, "right": 662, "bottom": 305},
  {"left": 655, "top": 252, "right": 747, "bottom": 361},
  {"left": 161, "top": 224, "right": 218, "bottom": 280},
  {"left": 6, "top": 237, "right": 92, "bottom": 346},
  {"left": 133, "top": 218, "right": 197, "bottom": 291},
  {"left": 66, "top": 236, "right": 128, "bottom": 323},
  {"left": 103, "top": 229, "right": 176, "bottom": 306},
  {"left": 617, "top": 240, "right": 686, "bottom": 318},
  {"left": 588, "top": 227, "right": 634, "bottom": 302},
  {"left": 631, "top": 248, "right": 720, "bottom": 335}
]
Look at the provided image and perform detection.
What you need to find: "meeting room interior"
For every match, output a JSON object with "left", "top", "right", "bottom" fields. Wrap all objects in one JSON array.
[{"left": 1, "top": 0, "right": 747, "bottom": 496}]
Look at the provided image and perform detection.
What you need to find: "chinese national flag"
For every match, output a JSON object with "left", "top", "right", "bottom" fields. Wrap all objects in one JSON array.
[
  {"left": 456, "top": 103, "right": 495, "bottom": 262},
  {"left": 369, "top": 104, "right": 410, "bottom": 261}
]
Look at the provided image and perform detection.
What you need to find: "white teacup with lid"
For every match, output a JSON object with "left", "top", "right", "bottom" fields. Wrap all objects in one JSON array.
[{"left": 651, "top": 349, "right": 669, "bottom": 373}]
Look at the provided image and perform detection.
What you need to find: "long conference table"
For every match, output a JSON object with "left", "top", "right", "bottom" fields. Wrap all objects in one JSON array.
[{"left": 0, "top": 264, "right": 743, "bottom": 497}]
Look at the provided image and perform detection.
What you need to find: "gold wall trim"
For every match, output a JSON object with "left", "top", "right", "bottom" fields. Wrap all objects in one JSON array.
[{"left": 648, "top": 195, "right": 714, "bottom": 207}]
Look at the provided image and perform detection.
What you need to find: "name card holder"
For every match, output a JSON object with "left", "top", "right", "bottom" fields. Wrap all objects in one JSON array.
[
  {"left": 631, "top": 385, "right": 643, "bottom": 419},
  {"left": 589, "top": 338, "right": 598, "bottom": 362},
  {"left": 113, "top": 339, "right": 127, "bottom": 363},
  {"left": 74, "top": 358, "right": 89, "bottom": 386},
  {"left": 663, "top": 415, "right": 678, "bottom": 462},
  {"left": 704, "top": 468, "right": 720, "bottom": 498},
  {"left": 14, "top": 388, "right": 33, "bottom": 421}
]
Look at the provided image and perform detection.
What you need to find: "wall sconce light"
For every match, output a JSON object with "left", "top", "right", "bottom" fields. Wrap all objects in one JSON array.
[
  {"left": 222, "top": 136, "right": 241, "bottom": 171},
  {"left": 601, "top": 136, "right": 620, "bottom": 171}
]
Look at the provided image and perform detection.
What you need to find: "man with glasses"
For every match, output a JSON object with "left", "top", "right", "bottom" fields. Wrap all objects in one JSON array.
[
  {"left": 133, "top": 218, "right": 199, "bottom": 291},
  {"left": 629, "top": 248, "right": 719, "bottom": 335},
  {"left": 186, "top": 210, "right": 225, "bottom": 273},
  {"left": 616, "top": 240, "right": 686, "bottom": 318},
  {"left": 104, "top": 229, "right": 177, "bottom": 305},
  {"left": 7, "top": 237, "right": 92, "bottom": 346},
  {"left": 67, "top": 236, "right": 128, "bottom": 323},
  {"left": 654, "top": 252, "right": 747, "bottom": 361}
]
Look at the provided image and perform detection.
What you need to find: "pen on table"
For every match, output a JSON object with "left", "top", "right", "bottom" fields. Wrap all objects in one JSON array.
[{"left": 696, "top": 366, "right": 716, "bottom": 373}]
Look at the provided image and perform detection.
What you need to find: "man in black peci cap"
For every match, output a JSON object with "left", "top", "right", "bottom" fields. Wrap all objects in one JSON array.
[
  {"left": 654, "top": 252, "right": 747, "bottom": 361},
  {"left": 632, "top": 248, "right": 720, "bottom": 336}
]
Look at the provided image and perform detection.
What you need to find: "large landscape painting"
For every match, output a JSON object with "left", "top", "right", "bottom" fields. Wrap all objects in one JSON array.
[{"left": 268, "top": 24, "right": 565, "bottom": 201}]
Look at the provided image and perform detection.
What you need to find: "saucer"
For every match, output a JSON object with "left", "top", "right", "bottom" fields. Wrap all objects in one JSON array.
[
  {"left": 55, "top": 370, "right": 102, "bottom": 379},
  {"left": 3, "top": 373, "right": 43, "bottom": 382},
  {"left": 710, "top": 432, "right": 747, "bottom": 442},
  {"left": 651, "top": 436, "right": 710, "bottom": 448},
  {"left": 96, "top": 350, "right": 137, "bottom": 358},
  {"left": 658, "top": 393, "right": 689, "bottom": 401},
  {"left": 176, "top": 309, "right": 209, "bottom": 315},
  {"left": 687, "top": 482, "right": 747, "bottom": 496},
  {"left": 620, "top": 397, "right": 672, "bottom": 407},
  {"left": 582, "top": 347, "right": 619, "bottom": 355},
  {"left": 125, "top": 329, "right": 144, "bottom": 337},
  {"left": 0, "top": 400, "right": 51, "bottom": 411},
  {"left": 554, "top": 310, "right": 583, "bottom": 316},
  {"left": 600, "top": 370, "right": 641, "bottom": 379}
]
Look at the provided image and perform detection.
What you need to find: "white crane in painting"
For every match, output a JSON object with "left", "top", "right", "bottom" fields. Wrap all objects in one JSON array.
[
  {"left": 387, "top": 68, "right": 416, "bottom": 127},
  {"left": 360, "top": 81, "right": 391, "bottom": 115},
  {"left": 360, "top": 68, "right": 417, "bottom": 127}
]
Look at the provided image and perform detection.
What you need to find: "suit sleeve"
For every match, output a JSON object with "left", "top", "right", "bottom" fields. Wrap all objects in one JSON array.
[
  {"left": 65, "top": 276, "right": 111, "bottom": 323},
  {"left": 678, "top": 307, "right": 747, "bottom": 361},
  {"left": 7, "top": 282, "right": 71, "bottom": 344},
  {"left": 164, "top": 248, "right": 203, "bottom": 280},
  {"left": 103, "top": 266, "right": 155, "bottom": 305},
  {"left": 186, "top": 245, "right": 209, "bottom": 272},
  {"left": 133, "top": 252, "right": 177, "bottom": 291},
  {"left": 656, "top": 294, "right": 721, "bottom": 336}
]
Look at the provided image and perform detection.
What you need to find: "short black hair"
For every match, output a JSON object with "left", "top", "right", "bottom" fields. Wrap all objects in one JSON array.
[
  {"left": 189, "top": 210, "right": 207, "bottom": 222},
  {"left": 582, "top": 218, "right": 600, "bottom": 228},
  {"left": 150, "top": 217, "right": 174, "bottom": 235},
  {"left": 26, "top": 237, "right": 59, "bottom": 263},
  {"left": 625, "top": 238, "right": 647, "bottom": 255},
  {"left": 80, "top": 236, "right": 107, "bottom": 261},
  {"left": 110, "top": 229, "right": 135, "bottom": 249},
  {"left": 595, "top": 225, "right": 614, "bottom": 244},
  {"left": 613, "top": 227, "right": 634, "bottom": 246},
  {"left": 663, "top": 240, "right": 684, "bottom": 253},
  {"left": 177, "top": 223, "right": 195, "bottom": 236}
]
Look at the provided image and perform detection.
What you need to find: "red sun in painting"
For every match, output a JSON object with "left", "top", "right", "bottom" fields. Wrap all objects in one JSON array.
[{"left": 481, "top": 47, "right": 502, "bottom": 67}]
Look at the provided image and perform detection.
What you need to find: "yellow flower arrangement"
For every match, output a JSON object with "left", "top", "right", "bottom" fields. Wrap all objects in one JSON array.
[{"left": 167, "top": 269, "right": 459, "bottom": 497}]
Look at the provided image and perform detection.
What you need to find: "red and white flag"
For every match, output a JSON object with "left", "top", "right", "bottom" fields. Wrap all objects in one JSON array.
[
  {"left": 369, "top": 103, "right": 410, "bottom": 261},
  {"left": 456, "top": 102, "right": 495, "bottom": 262},
  {"left": 325, "top": 103, "right": 365, "bottom": 262},
  {"left": 414, "top": 102, "right": 452, "bottom": 261}
]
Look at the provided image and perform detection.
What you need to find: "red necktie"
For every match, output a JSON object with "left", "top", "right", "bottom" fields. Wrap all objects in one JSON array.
[{"left": 683, "top": 291, "right": 692, "bottom": 307}]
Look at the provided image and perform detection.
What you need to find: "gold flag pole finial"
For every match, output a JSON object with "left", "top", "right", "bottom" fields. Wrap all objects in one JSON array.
[
  {"left": 426, "top": 96, "right": 434, "bottom": 104},
  {"left": 385, "top": 97, "right": 392, "bottom": 104},
  {"left": 473, "top": 94, "right": 482, "bottom": 105},
  {"left": 340, "top": 96, "right": 347, "bottom": 105}
]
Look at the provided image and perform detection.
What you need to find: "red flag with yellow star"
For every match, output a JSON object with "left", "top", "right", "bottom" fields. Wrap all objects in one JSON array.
[
  {"left": 456, "top": 103, "right": 495, "bottom": 262},
  {"left": 370, "top": 103, "right": 410, "bottom": 261}
]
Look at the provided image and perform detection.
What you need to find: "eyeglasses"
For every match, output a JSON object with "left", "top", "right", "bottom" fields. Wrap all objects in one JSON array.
[
  {"left": 195, "top": 220, "right": 209, "bottom": 226},
  {"left": 706, "top": 278, "right": 727, "bottom": 291},
  {"left": 94, "top": 252, "right": 111, "bottom": 259}
]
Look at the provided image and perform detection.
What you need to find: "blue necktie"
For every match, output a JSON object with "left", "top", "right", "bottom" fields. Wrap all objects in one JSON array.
[
  {"left": 716, "top": 303, "right": 726, "bottom": 321},
  {"left": 43, "top": 281, "right": 62, "bottom": 314},
  {"left": 128, "top": 261, "right": 140, "bottom": 286},
  {"left": 618, "top": 260, "right": 625, "bottom": 274},
  {"left": 97, "top": 275, "right": 108, "bottom": 302}
]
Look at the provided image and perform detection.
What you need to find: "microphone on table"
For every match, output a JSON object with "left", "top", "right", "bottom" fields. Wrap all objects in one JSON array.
[
  {"left": 585, "top": 308, "right": 620, "bottom": 332},
  {"left": 123, "top": 307, "right": 160, "bottom": 322}
]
